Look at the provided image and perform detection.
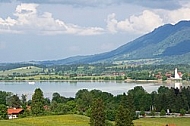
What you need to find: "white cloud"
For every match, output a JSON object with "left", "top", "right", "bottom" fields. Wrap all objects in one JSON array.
[
  {"left": 106, "top": 10, "right": 163, "bottom": 34},
  {"left": 106, "top": 13, "right": 118, "bottom": 33},
  {"left": 0, "top": 3, "right": 104, "bottom": 35},
  {"left": 167, "top": 8, "right": 190, "bottom": 24},
  {"left": 1, "top": 2, "right": 190, "bottom": 36}
]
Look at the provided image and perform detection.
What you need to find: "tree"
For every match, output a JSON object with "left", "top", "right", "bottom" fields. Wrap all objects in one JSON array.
[
  {"left": 21, "top": 94, "right": 27, "bottom": 106},
  {"left": 75, "top": 89, "right": 92, "bottom": 113},
  {"left": 115, "top": 105, "right": 133, "bottom": 126},
  {"left": 90, "top": 98, "right": 105, "bottom": 126},
  {"left": 162, "top": 75, "right": 167, "bottom": 81},
  {"left": 140, "top": 108, "right": 145, "bottom": 117},
  {"left": 120, "top": 93, "right": 136, "bottom": 120},
  {"left": 180, "top": 108, "right": 186, "bottom": 116},
  {"left": 158, "top": 86, "right": 169, "bottom": 94},
  {"left": 52, "top": 92, "right": 65, "bottom": 103},
  {"left": 160, "top": 109, "right": 166, "bottom": 117},
  {"left": 6, "top": 94, "right": 21, "bottom": 108},
  {"left": 0, "top": 91, "right": 8, "bottom": 105},
  {"left": 128, "top": 86, "right": 147, "bottom": 110},
  {"left": 0, "top": 104, "right": 7, "bottom": 119},
  {"left": 31, "top": 88, "right": 45, "bottom": 116}
]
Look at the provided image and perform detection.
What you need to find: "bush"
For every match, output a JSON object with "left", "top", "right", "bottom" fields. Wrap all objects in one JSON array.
[
  {"left": 180, "top": 109, "right": 186, "bottom": 116},
  {"left": 160, "top": 109, "right": 166, "bottom": 117}
]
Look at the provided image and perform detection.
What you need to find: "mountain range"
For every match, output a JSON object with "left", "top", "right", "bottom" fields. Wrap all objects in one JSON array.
[{"left": 37, "top": 20, "right": 190, "bottom": 65}]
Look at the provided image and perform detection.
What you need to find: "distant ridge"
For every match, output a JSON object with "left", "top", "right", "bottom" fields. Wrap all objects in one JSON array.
[{"left": 36, "top": 20, "right": 190, "bottom": 65}]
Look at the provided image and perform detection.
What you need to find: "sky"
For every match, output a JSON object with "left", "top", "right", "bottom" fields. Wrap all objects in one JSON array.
[{"left": 0, "top": 0, "right": 190, "bottom": 63}]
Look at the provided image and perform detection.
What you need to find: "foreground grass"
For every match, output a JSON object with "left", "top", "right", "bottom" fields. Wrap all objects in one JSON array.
[
  {"left": 1, "top": 115, "right": 190, "bottom": 126},
  {"left": 0, "top": 114, "right": 89, "bottom": 126},
  {"left": 134, "top": 117, "right": 190, "bottom": 126}
]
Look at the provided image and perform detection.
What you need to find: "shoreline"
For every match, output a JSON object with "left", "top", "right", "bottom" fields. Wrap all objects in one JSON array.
[{"left": 0, "top": 79, "right": 189, "bottom": 84}]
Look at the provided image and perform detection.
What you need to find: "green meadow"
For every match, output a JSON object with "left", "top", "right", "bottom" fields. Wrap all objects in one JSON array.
[
  {"left": 0, "top": 115, "right": 190, "bottom": 126},
  {"left": 134, "top": 117, "right": 190, "bottom": 126},
  {"left": 0, "top": 66, "right": 42, "bottom": 76},
  {"left": 0, "top": 115, "right": 89, "bottom": 126}
]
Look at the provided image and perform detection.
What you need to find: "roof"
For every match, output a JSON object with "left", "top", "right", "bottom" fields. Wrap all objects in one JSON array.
[{"left": 7, "top": 108, "right": 23, "bottom": 115}]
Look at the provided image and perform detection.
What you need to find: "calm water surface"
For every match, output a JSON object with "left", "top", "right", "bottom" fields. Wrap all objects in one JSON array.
[{"left": 0, "top": 81, "right": 171, "bottom": 99}]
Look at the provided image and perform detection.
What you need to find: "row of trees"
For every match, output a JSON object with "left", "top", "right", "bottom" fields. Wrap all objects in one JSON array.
[
  {"left": 1, "top": 86, "right": 190, "bottom": 125},
  {"left": 1, "top": 64, "right": 190, "bottom": 81}
]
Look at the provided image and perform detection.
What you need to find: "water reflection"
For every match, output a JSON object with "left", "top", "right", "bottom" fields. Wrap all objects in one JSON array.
[{"left": 0, "top": 81, "right": 177, "bottom": 100}]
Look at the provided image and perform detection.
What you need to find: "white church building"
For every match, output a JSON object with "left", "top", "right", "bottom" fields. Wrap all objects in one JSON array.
[
  {"left": 174, "top": 68, "right": 182, "bottom": 79},
  {"left": 174, "top": 68, "right": 182, "bottom": 89}
]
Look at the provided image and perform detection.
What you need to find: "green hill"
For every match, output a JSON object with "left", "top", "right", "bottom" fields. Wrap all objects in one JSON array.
[
  {"left": 0, "top": 66, "right": 42, "bottom": 76},
  {"left": 37, "top": 20, "right": 190, "bottom": 65}
]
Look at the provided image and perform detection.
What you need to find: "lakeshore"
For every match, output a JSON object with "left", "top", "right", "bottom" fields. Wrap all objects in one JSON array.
[{"left": 0, "top": 81, "right": 165, "bottom": 99}]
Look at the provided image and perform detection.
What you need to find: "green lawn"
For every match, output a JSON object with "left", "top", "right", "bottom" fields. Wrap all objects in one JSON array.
[
  {"left": 1, "top": 115, "right": 190, "bottom": 126},
  {"left": 0, "top": 114, "right": 90, "bottom": 126},
  {"left": 134, "top": 117, "right": 190, "bottom": 126}
]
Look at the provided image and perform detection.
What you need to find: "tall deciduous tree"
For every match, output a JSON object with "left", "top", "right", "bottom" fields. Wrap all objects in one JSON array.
[
  {"left": 76, "top": 89, "right": 92, "bottom": 113},
  {"left": 31, "top": 88, "right": 45, "bottom": 116},
  {"left": 90, "top": 98, "right": 105, "bottom": 126},
  {"left": 0, "top": 104, "right": 7, "bottom": 119}
]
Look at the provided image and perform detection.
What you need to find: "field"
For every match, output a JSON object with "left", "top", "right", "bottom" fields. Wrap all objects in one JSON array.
[
  {"left": 0, "top": 66, "right": 42, "bottom": 76},
  {"left": 0, "top": 114, "right": 90, "bottom": 126},
  {"left": 134, "top": 117, "right": 190, "bottom": 126},
  {"left": 0, "top": 115, "right": 190, "bottom": 126}
]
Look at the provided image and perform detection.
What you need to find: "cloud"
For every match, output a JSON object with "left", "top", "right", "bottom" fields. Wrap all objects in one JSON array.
[
  {"left": 0, "top": 3, "right": 104, "bottom": 35},
  {"left": 167, "top": 8, "right": 190, "bottom": 24},
  {"left": 106, "top": 10, "right": 163, "bottom": 34},
  {"left": 1, "top": 2, "right": 190, "bottom": 36}
]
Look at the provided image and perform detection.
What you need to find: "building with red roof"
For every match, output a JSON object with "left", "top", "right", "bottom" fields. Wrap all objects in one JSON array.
[{"left": 7, "top": 108, "right": 24, "bottom": 119}]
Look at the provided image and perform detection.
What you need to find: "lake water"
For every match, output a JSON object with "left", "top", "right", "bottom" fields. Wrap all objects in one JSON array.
[{"left": 0, "top": 81, "right": 172, "bottom": 100}]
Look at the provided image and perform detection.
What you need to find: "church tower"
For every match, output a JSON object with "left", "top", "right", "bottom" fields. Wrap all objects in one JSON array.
[{"left": 174, "top": 68, "right": 181, "bottom": 79}]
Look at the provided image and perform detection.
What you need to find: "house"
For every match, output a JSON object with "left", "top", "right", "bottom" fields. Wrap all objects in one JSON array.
[{"left": 7, "top": 108, "right": 24, "bottom": 119}]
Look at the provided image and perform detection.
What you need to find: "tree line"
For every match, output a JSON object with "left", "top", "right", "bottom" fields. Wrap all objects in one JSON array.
[
  {"left": 0, "top": 85, "right": 190, "bottom": 125},
  {"left": 1, "top": 64, "right": 190, "bottom": 81}
]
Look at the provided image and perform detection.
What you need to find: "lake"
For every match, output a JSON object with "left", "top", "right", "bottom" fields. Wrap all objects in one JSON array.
[{"left": 0, "top": 81, "right": 173, "bottom": 100}]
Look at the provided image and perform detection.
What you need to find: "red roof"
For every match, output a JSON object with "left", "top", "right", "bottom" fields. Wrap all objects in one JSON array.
[{"left": 7, "top": 108, "right": 23, "bottom": 115}]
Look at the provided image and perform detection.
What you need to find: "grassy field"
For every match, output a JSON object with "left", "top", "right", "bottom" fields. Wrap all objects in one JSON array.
[
  {"left": 0, "top": 115, "right": 190, "bottom": 126},
  {"left": 134, "top": 117, "right": 190, "bottom": 126},
  {"left": 0, "top": 115, "right": 90, "bottom": 126},
  {"left": 0, "top": 66, "right": 42, "bottom": 76}
]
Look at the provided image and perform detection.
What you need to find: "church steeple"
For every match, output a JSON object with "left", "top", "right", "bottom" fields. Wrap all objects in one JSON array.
[{"left": 174, "top": 68, "right": 181, "bottom": 79}]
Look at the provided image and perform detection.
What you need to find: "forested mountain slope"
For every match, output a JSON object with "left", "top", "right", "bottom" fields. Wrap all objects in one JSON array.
[{"left": 38, "top": 20, "right": 190, "bottom": 65}]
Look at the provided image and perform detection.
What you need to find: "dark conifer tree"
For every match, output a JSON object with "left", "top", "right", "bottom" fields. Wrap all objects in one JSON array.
[
  {"left": 115, "top": 105, "right": 133, "bottom": 126},
  {"left": 7, "top": 94, "right": 21, "bottom": 108},
  {"left": 90, "top": 98, "right": 105, "bottom": 126}
]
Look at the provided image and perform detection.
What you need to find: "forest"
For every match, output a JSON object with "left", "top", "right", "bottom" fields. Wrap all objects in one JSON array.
[{"left": 0, "top": 85, "right": 190, "bottom": 125}]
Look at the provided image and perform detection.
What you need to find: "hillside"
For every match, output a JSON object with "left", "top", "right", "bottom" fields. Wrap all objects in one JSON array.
[{"left": 36, "top": 20, "right": 190, "bottom": 65}]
